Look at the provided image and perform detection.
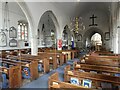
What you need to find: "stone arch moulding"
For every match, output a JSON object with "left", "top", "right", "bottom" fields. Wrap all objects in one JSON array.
[
  {"left": 16, "top": 1, "right": 34, "bottom": 39},
  {"left": 38, "top": 10, "right": 60, "bottom": 40},
  {"left": 83, "top": 27, "right": 104, "bottom": 48},
  {"left": 15, "top": 1, "right": 37, "bottom": 55}
]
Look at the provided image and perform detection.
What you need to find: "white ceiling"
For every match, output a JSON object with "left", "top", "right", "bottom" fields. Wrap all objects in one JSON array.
[
  {"left": 52, "top": 2, "right": 111, "bottom": 17},
  {"left": 2, "top": 2, "right": 25, "bottom": 17},
  {"left": 2, "top": 2, "right": 112, "bottom": 22}
]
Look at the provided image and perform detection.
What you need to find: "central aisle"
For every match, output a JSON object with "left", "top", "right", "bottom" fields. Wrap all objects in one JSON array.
[{"left": 20, "top": 58, "right": 79, "bottom": 88}]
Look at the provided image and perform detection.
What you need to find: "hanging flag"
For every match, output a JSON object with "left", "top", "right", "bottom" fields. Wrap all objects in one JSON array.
[{"left": 57, "top": 39, "right": 62, "bottom": 50}]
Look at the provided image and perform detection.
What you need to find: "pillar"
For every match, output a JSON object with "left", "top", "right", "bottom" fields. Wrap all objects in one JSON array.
[{"left": 31, "top": 35, "right": 38, "bottom": 55}]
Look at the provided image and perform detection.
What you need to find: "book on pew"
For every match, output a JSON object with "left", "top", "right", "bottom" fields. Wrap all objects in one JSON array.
[
  {"left": 70, "top": 77, "right": 80, "bottom": 86},
  {"left": 82, "top": 79, "right": 92, "bottom": 88},
  {"left": 79, "top": 69, "right": 85, "bottom": 72},
  {"left": 102, "top": 72, "right": 110, "bottom": 75},
  {"left": 90, "top": 71, "right": 97, "bottom": 74}
]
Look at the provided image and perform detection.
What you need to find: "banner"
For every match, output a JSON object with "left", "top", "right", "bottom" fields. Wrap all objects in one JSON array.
[
  {"left": 71, "top": 41, "right": 74, "bottom": 49},
  {"left": 57, "top": 39, "right": 62, "bottom": 50}
]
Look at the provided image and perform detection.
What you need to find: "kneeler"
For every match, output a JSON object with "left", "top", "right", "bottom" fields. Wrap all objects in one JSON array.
[
  {"left": 2, "top": 73, "right": 8, "bottom": 88},
  {"left": 22, "top": 68, "right": 31, "bottom": 79},
  {"left": 38, "top": 64, "right": 43, "bottom": 72}
]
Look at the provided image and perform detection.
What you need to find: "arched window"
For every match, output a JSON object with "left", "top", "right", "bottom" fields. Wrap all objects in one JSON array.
[{"left": 18, "top": 21, "right": 28, "bottom": 41}]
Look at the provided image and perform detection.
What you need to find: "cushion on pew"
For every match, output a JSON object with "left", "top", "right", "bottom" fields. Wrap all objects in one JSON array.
[
  {"left": 3, "top": 63, "right": 9, "bottom": 68},
  {"left": 114, "top": 73, "right": 120, "bottom": 77},
  {"left": 38, "top": 64, "right": 43, "bottom": 72},
  {"left": 22, "top": 68, "right": 31, "bottom": 79},
  {"left": 2, "top": 73, "right": 8, "bottom": 88}
]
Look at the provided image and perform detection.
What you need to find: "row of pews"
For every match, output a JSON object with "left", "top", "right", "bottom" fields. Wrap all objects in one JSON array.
[
  {"left": 48, "top": 50, "right": 120, "bottom": 89},
  {"left": 0, "top": 47, "right": 79, "bottom": 88}
]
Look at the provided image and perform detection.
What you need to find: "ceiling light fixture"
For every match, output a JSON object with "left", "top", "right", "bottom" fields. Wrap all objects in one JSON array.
[
  {"left": 2, "top": 2, "right": 10, "bottom": 32},
  {"left": 69, "top": 17, "right": 85, "bottom": 34}
]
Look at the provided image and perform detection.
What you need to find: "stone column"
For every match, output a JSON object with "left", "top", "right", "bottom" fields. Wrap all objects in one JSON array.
[{"left": 31, "top": 35, "right": 38, "bottom": 55}]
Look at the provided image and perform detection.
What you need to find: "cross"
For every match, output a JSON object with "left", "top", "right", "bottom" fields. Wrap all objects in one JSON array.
[{"left": 89, "top": 14, "right": 98, "bottom": 26}]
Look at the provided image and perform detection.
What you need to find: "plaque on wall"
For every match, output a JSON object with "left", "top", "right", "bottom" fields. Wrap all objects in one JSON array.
[
  {"left": 9, "top": 26, "right": 17, "bottom": 38},
  {"left": 78, "top": 34, "right": 82, "bottom": 41},
  {"left": 105, "top": 32, "right": 110, "bottom": 41},
  {"left": 0, "top": 31, "right": 7, "bottom": 47},
  {"left": 9, "top": 38, "right": 17, "bottom": 47}
]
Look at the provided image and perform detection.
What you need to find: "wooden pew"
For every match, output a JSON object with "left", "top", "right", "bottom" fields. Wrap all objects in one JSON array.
[
  {"left": 89, "top": 51, "right": 120, "bottom": 57},
  {"left": 64, "top": 65, "right": 120, "bottom": 89},
  {"left": 41, "top": 48, "right": 79, "bottom": 60},
  {"left": 0, "top": 65, "right": 21, "bottom": 88},
  {"left": 38, "top": 51, "right": 65, "bottom": 65},
  {"left": 38, "top": 52, "right": 58, "bottom": 69},
  {"left": 20, "top": 54, "right": 50, "bottom": 73},
  {"left": 2, "top": 57, "right": 39, "bottom": 81},
  {"left": 85, "top": 55, "right": 120, "bottom": 60},
  {"left": 74, "top": 62, "right": 120, "bottom": 74},
  {"left": 7, "top": 54, "right": 50, "bottom": 73},
  {"left": 81, "top": 56, "right": 120, "bottom": 67},
  {"left": 48, "top": 72, "right": 94, "bottom": 90}
]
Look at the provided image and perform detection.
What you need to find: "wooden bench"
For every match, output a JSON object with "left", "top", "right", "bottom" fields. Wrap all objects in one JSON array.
[
  {"left": 38, "top": 52, "right": 58, "bottom": 69},
  {"left": 81, "top": 56, "right": 120, "bottom": 67},
  {"left": 89, "top": 51, "right": 120, "bottom": 57},
  {"left": 12, "top": 54, "right": 50, "bottom": 73},
  {"left": 64, "top": 65, "right": 120, "bottom": 89},
  {"left": 74, "top": 62, "right": 120, "bottom": 74},
  {"left": 41, "top": 49, "right": 79, "bottom": 60},
  {"left": 0, "top": 65, "right": 21, "bottom": 88},
  {"left": 48, "top": 72, "right": 94, "bottom": 90},
  {"left": 39, "top": 50, "right": 67, "bottom": 64},
  {"left": 2, "top": 57, "right": 39, "bottom": 81},
  {"left": 85, "top": 55, "right": 120, "bottom": 60}
]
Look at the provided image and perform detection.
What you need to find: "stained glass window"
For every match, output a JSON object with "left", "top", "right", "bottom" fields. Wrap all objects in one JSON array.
[{"left": 18, "top": 21, "right": 28, "bottom": 41}]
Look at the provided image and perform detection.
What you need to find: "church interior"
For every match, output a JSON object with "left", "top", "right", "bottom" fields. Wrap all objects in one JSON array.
[{"left": 0, "top": 0, "right": 120, "bottom": 89}]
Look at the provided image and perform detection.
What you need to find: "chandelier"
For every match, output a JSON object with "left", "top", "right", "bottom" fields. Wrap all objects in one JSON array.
[
  {"left": 69, "top": 17, "right": 85, "bottom": 34},
  {"left": 2, "top": 2, "right": 10, "bottom": 32}
]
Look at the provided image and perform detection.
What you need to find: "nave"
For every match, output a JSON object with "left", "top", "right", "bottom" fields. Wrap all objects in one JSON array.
[{"left": 0, "top": 1, "right": 120, "bottom": 90}]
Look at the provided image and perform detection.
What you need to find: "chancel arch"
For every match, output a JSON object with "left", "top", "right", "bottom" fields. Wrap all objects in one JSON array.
[
  {"left": 91, "top": 33, "right": 102, "bottom": 51},
  {"left": 83, "top": 27, "right": 104, "bottom": 51},
  {"left": 37, "top": 11, "right": 59, "bottom": 48}
]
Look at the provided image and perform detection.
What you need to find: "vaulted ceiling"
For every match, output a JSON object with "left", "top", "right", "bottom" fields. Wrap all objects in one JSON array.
[
  {"left": 52, "top": 2, "right": 111, "bottom": 18},
  {"left": 5, "top": 1, "right": 112, "bottom": 19}
]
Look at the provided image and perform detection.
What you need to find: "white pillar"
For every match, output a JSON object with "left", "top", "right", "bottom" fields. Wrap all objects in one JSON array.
[
  {"left": 114, "top": 31, "right": 118, "bottom": 54},
  {"left": 31, "top": 35, "right": 38, "bottom": 55},
  {"left": 56, "top": 26, "right": 62, "bottom": 50},
  {"left": 118, "top": 29, "right": 120, "bottom": 53},
  {"left": 68, "top": 37, "right": 71, "bottom": 50}
]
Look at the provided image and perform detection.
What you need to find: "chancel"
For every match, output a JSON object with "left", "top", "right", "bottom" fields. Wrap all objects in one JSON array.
[{"left": 0, "top": 0, "right": 120, "bottom": 89}]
